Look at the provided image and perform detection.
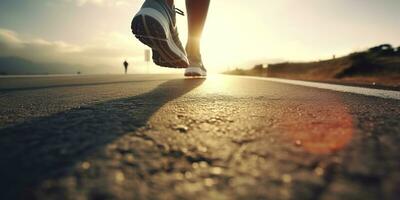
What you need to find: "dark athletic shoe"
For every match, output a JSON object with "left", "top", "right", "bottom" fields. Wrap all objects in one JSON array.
[
  {"left": 131, "top": 0, "right": 189, "bottom": 68},
  {"left": 185, "top": 60, "right": 207, "bottom": 77}
]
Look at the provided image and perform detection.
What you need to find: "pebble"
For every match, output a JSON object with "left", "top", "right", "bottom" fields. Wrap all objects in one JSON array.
[
  {"left": 282, "top": 174, "right": 292, "bottom": 184},
  {"left": 124, "top": 154, "right": 135, "bottom": 163},
  {"left": 199, "top": 161, "right": 208, "bottom": 168},
  {"left": 210, "top": 167, "right": 223, "bottom": 175},
  {"left": 198, "top": 146, "right": 208, "bottom": 153},
  {"left": 115, "top": 171, "right": 125, "bottom": 183},
  {"left": 185, "top": 172, "right": 194, "bottom": 179},
  {"left": 204, "top": 178, "right": 215, "bottom": 187},
  {"left": 81, "top": 162, "right": 91, "bottom": 170},
  {"left": 314, "top": 167, "right": 325, "bottom": 176},
  {"left": 175, "top": 125, "right": 189, "bottom": 133}
]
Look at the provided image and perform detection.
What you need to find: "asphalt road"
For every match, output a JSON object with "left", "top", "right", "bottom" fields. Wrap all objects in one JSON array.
[{"left": 0, "top": 74, "right": 399, "bottom": 200}]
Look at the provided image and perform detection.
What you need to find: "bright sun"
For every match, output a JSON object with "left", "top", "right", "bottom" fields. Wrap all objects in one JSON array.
[{"left": 174, "top": 1, "right": 272, "bottom": 72}]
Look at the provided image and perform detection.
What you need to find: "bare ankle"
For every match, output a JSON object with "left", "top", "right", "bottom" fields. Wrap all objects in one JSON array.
[{"left": 186, "top": 41, "right": 202, "bottom": 60}]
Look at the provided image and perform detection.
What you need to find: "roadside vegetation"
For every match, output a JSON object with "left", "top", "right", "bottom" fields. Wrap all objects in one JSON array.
[{"left": 224, "top": 44, "right": 400, "bottom": 88}]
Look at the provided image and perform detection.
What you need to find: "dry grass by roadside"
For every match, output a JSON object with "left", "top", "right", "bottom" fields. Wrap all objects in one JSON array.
[{"left": 224, "top": 44, "right": 400, "bottom": 89}]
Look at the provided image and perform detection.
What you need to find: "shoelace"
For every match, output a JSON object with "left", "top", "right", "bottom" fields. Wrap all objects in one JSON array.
[{"left": 175, "top": 8, "right": 185, "bottom": 16}]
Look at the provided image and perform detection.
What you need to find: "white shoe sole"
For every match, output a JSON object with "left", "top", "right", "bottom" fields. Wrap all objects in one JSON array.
[
  {"left": 132, "top": 8, "right": 189, "bottom": 68},
  {"left": 184, "top": 67, "right": 207, "bottom": 77}
]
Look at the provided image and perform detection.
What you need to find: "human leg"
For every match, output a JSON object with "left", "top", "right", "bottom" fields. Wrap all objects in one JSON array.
[{"left": 185, "top": 0, "right": 210, "bottom": 62}]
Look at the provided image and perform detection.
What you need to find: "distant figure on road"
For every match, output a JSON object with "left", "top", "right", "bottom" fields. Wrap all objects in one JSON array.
[
  {"left": 123, "top": 60, "right": 129, "bottom": 74},
  {"left": 132, "top": 0, "right": 209, "bottom": 77}
]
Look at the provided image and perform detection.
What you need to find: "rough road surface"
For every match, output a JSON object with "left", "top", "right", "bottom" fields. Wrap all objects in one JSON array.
[{"left": 0, "top": 74, "right": 399, "bottom": 200}]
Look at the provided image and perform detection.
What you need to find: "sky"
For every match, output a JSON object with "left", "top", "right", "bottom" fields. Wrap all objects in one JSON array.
[{"left": 0, "top": 0, "right": 399, "bottom": 73}]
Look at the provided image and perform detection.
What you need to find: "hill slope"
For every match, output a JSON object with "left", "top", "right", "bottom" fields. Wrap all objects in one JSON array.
[{"left": 225, "top": 44, "right": 400, "bottom": 88}]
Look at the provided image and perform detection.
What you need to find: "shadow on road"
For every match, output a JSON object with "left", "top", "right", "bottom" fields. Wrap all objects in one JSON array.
[
  {"left": 0, "top": 79, "right": 171, "bottom": 93},
  {"left": 0, "top": 78, "right": 204, "bottom": 200}
]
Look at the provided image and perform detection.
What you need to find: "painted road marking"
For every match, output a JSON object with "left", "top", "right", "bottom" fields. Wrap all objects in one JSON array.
[{"left": 236, "top": 76, "right": 400, "bottom": 100}]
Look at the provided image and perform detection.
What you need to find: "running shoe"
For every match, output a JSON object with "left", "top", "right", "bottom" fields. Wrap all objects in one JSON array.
[
  {"left": 185, "top": 59, "right": 207, "bottom": 77},
  {"left": 131, "top": 0, "right": 189, "bottom": 68}
]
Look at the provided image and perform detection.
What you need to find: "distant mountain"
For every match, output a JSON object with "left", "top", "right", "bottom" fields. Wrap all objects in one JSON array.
[{"left": 0, "top": 57, "right": 112, "bottom": 75}]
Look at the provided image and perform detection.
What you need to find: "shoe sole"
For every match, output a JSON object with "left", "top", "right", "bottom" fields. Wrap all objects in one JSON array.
[
  {"left": 132, "top": 8, "right": 189, "bottom": 68},
  {"left": 185, "top": 67, "right": 207, "bottom": 77}
]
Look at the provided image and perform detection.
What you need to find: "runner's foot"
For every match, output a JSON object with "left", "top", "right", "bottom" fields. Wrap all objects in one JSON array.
[
  {"left": 131, "top": 0, "right": 189, "bottom": 68},
  {"left": 185, "top": 58, "right": 207, "bottom": 77}
]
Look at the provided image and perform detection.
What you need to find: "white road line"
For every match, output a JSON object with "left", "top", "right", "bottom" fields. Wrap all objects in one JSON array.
[{"left": 235, "top": 76, "right": 400, "bottom": 100}]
